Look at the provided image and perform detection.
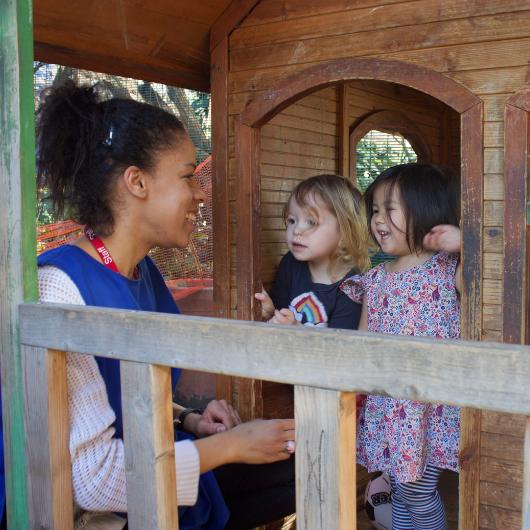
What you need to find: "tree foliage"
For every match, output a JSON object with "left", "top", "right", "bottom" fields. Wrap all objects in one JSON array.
[
  {"left": 34, "top": 62, "right": 211, "bottom": 225},
  {"left": 356, "top": 130, "right": 417, "bottom": 192}
]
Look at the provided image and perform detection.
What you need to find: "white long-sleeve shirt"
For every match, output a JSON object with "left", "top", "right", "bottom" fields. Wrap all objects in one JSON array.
[{"left": 38, "top": 265, "right": 200, "bottom": 511}]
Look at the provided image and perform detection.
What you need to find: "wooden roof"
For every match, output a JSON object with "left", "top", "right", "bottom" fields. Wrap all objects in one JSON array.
[{"left": 33, "top": 0, "right": 234, "bottom": 92}]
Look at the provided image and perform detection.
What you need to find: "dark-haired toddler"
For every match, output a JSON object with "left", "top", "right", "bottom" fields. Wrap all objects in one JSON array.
[{"left": 341, "top": 163, "right": 462, "bottom": 530}]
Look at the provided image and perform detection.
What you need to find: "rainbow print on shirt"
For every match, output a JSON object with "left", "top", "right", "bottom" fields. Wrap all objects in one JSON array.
[{"left": 289, "top": 291, "right": 328, "bottom": 327}]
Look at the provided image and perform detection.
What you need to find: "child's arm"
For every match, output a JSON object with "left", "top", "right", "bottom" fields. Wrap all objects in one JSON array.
[
  {"left": 254, "top": 289, "right": 276, "bottom": 321},
  {"left": 423, "top": 224, "right": 462, "bottom": 293}
]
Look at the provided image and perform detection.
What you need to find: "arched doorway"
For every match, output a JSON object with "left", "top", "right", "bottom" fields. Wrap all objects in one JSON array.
[{"left": 235, "top": 57, "right": 483, "bottom": 529}]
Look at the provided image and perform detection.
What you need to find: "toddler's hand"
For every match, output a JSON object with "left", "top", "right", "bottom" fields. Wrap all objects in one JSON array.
[
  {"left": 423, "top": 225, "right": 461, "bottom": 253},
  {"left": 254, "top": 289, "right": 275, "bottom": 320},
  {"left": 269, "top": 308, "right": 299, "bottom": 326}
]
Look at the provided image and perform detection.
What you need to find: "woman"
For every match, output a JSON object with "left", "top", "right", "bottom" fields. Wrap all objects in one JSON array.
[{"left": 36, "top": 80, "right": 295, "bottom": 530}]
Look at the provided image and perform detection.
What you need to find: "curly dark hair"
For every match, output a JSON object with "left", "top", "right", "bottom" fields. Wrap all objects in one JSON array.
[{"left": 36, "top": 80, "right": 187, "bottom": 235}]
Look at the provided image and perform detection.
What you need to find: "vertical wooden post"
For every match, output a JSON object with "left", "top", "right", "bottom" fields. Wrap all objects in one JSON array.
[
  {"left": 503, "top": 101, "right": 529, "bottom": 345},
  {"left": 337, "top": 84, "right": 350, "bottom": 178},
  {"left": 523, "top": 417, "right": 530, "bottom": 529},
  {"left": 211, "top": 36, "right": 233, "bottom": 404},
  {"left": 0, "top": 0, "right": 36, "bottom": 526},
  {"left": 459, "top": 102, "right": 484, "bottom": 530},
  {"left": 22, "top": 347, "right": 73, "bottom": 529},
  {"left": 295, "top": 386, "right": 356, "bottom": 530},
  {"left": 234, "top": 120, "right": 263, "bottom": 420},
  {"left": 121, "top": 362, "right": 178, "bottom": 530}
]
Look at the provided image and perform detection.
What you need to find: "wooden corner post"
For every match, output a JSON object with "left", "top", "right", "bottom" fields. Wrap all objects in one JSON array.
[
  {"left": 0, "top": 0, "right": 36, "bottom": 526},
  {"left": 295, "top": 387, "right": 356, "bottom": 530}
]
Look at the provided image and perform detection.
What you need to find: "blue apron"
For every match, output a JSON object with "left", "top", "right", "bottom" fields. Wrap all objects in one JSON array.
[{"left": 38, "top": 245, "right": 229, "bottom": 530}]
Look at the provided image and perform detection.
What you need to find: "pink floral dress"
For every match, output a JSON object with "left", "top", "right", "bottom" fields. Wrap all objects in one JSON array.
[{"left": 341, "top": 252, "right": 460, "bottom": 483}]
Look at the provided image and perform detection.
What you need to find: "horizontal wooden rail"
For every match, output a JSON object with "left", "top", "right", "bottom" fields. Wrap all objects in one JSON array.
[
  {"left": 18, "top": 303, "right": 530, "bottom": 529},
  {"left": 19, "top": 302, "right": 530, "bottom": 415}
]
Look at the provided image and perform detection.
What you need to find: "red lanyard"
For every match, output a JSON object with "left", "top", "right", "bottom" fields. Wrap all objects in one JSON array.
[{"left": 84, "top": 227, "right": 120, "bottom": 273}]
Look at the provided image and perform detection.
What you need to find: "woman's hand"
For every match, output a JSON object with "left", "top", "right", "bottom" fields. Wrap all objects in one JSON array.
[
  {"left": 195, "top": 418, "right": 295, "bottom": 473},
  {"left": 184, "top": 399, "right": 242, "bottom": 437},
  {"left": 254, "top": 289, "right": 275, "bottom": 321},
  {"left": 229, "top": 419, "right": 296, "bottom": 464},
  {"left": 268, "top": 308, "right": 299, "bottom": 325},
  {"left": 423, "top": 224, "right": 461, "bottom": 253}
]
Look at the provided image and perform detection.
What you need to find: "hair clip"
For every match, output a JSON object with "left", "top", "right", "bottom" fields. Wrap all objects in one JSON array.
[{"left": 102, "top": 125, "right": 115, "bottom": 147}]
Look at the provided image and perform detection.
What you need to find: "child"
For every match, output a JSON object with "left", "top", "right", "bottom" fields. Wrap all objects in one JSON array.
[
  {"left": 255, "top": 174, "right": 371, "bottom": 329},
  {"left": 341, "top": 163, "right": 461, "bottom": 530}
]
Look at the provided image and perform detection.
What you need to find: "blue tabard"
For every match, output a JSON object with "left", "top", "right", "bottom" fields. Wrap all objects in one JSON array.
[{"left": 38, "top": 245, "right": 229, "bottom": 530}]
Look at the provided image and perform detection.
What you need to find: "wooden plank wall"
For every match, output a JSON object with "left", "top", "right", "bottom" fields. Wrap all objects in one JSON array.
[
  {"left": 226, "top": 0, "right": 530, "bottom": 527},
  {"left": 259, "top": 86, "right": 339, "bottom": 286}
]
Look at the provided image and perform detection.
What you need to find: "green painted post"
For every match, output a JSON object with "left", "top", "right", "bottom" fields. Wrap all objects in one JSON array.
[{"left": 0, "top": 0, "right": 36, "bottom": 527}]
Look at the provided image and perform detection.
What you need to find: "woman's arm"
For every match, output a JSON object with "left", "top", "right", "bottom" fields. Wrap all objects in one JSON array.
[
  {"left": 194, "top": 419, "right": 295, "bottom": 473},
  {"left": 39, "top": 266, "right": 200, "bottom": 509}
]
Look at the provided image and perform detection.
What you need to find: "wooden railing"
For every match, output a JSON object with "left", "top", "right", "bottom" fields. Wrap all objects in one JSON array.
[{"left": 18, "top": 302, "right": 530, "bottom": 530}]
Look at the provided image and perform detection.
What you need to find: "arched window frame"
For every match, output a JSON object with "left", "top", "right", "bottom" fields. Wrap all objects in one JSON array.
[{"left": 348, "top": 110, "right": 432, "bottom": 182}]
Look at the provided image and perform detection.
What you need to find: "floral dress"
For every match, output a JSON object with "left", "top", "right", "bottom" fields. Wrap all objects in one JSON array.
[{"left": 340, "top": 252, "right": 461, "bottom": 483}]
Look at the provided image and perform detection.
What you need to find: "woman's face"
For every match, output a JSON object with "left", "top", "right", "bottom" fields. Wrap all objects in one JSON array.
[{"left": 144, "top": 136, "right": 206, "bottom": 249}]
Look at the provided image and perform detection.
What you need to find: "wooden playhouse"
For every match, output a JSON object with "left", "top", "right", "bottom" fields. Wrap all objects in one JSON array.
[{"left": 2, "top": 0, "right": 530, "bottom": 528}]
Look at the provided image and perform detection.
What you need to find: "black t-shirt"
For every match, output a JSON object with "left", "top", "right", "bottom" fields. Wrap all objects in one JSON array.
[{"left": 269, "top": 252, "right": 362, "bottom": 329}]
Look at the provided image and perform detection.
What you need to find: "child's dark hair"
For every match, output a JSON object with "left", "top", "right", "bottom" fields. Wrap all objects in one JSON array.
[
  {"left": 37, "top": 80, "right": 187, "bottom": 235},
  {"left": 364, "top": 163, "right": 460, "bottom": 253}
]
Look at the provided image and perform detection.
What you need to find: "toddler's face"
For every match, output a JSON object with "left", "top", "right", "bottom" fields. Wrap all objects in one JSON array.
[
  {"left": 285, "top": 195, "right": 340, "bottom": 268},
  {"left": 370, "top": 183, "right": 409, "bottom": 257}
]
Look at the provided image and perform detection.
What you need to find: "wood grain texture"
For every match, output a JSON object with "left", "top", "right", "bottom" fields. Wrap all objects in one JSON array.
[
  {"left": 231, "top": 10, "right": 530, "bottom": 73},
  {"left": 233, "top": 0, "right": 530, "bottom": 48},
  {"left": 22, "top": 347, "right": 73, "bottom": 530},
  {"left": 236, "top": 120, "right": 262, "bottom": 322},
  {"left": 19, "top": 303, "right": 530, "bottom": 415},
  {"left": 0, "top": 0, "right": 35, "bottom": 526},
  {"left": 523, "top": 418, "right": 530, "bottom": 529},
  {"left": 240, "top": 58, "right": 480, "bottom": 128},
  {"left": 295, "top": 387, "right": 356, "bottom": 530},
  {"left": 35, "top": 0, "right": 233, "bottom": 91},
  {"left": 120, "top": 362, "right": 178, "bottom": 529},
  {"left": 211, "top": 39, "right": 232, "bottom": 322},
  {"left": 210, "top": 0, "right": 261, "bottom": 51},
  {"left": 234, "top": 120, "right": 263, "bottom": 420},
  {"left": 458, "top": 104, "right": 484, "bottom": 530},
  {"left": 337, "top": 84, "right": 349, "bottom": 176},
  {"left": 503, "top": 100, "right": 529, "bottom": 345}
]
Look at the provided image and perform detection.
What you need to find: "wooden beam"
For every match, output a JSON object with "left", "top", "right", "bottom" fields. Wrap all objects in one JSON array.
[
  {"left": 210, "top": 36, "right": 233, "bottom": 405},
  {"left": 295, "top": 387, "right": 356, "bottom": 530},
  {"left": 235, "top": 119, "right": 263, "bottom": 420},
  {"left": 459, "top": 101, "right": 484, "bottom": 530},
  {"left": 240, "top": 58, "right": 480, "bottom": 128},
  {"left": 211, "top": 37, "right": 231, "bottom": 322},
  {"left": 22, "top": 347, "right": 73, "bottom": 529},
  {"left": 19, "top": 303, "right": 530, "bottom": 415},
  {"left": 235, "top": 120, "right": 261, "bottom": 323},
  {"left": 121, "top": 362, "right": 178, "bottom": 530},
  {"left": 210, "top": 0, "right": 261, "bottom": 52},
  {"left": 523, "top": 417, "right": 530, "bottom": 529},
  {"left": 34, "top": 42, "right": 210, "bottom": 93},
  {"left": 337, "top": 84, "right": 349, "bottom": 177},
  {"left": 503, "top": 101, "right": 529, "bottom": 344},
  {"left": 0, "top": 0, "right": 36, "bottom": 526}
]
